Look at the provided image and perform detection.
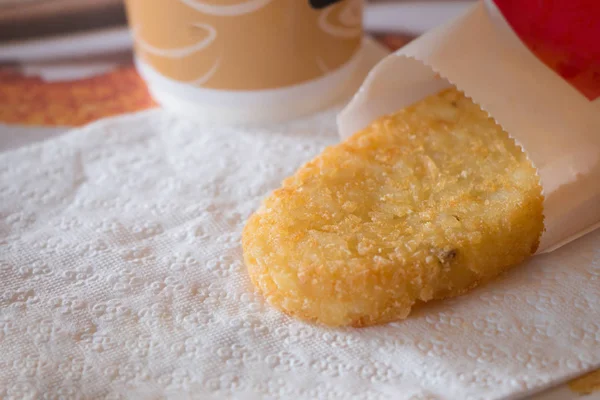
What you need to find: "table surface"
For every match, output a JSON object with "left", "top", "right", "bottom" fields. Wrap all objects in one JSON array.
[{"left": 0, "top": 33, "right": 598, "bottom": 400}]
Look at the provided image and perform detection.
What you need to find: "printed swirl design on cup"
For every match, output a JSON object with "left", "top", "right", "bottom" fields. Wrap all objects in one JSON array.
[
  {"left": 127, "top": 0, "right": 362, "bottom": 90},
  {"left": 188, "top": 59, "right": 222, "bottom": 86},
  {"left": 134, "top": 23, "right": 216, "bottom": 58},
  {"left": 133, "top": 22, "right": 221, "bottom": 86},
  {"left": 318, "top": 0, "right": 362, "bottom": 38},
  {"left": 179, "top": 0, "right": 274, "bottom": 16}
]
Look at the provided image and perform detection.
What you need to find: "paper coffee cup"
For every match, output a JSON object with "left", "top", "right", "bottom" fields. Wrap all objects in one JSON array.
[
  {"left": 338, "top": 0, "right": 600, "bottom": 254},
  {"left": 124, "top": 0, "right": 364, "bottom": 124}
]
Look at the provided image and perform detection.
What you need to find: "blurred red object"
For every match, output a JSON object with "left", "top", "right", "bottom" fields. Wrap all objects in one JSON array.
[
  {"left": 376, "top": 34, "right": 413, "bottom": 51},
  {"left": 494, "top": 0, "right": 600, "bottom": 100}
]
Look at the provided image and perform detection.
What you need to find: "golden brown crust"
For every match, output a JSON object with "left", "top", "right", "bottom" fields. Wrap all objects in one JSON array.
[
  {"left": 243, "top": 88, "right": 544, "bottom": 327},
  {"left": 569, "top": 369, "right": 600, "bottom": 395}
]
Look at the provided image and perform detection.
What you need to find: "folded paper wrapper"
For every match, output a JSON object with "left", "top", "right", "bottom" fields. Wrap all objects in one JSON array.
[
  {"left": 339, "top": 1, "right": 600, "bottom": 255},
  {"left": 1, "top": 29, "right": 600, "bottom": 400}
]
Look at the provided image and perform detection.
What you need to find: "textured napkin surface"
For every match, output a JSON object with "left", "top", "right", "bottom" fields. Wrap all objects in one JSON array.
[{"left": 1, "top": 109, "right": 599, "bottom": 400}]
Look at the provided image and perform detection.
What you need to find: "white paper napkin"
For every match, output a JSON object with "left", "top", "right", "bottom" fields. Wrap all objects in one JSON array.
[{"left": 1, "top": 107, "right": 599, "bottom": 400}]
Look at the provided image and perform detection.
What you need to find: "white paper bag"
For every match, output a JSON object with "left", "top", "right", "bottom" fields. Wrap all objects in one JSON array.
[{"left": 339, "top": 1, "right": 600, "bottom": 254}]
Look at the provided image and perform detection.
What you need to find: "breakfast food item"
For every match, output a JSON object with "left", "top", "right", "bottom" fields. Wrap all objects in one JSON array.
[
  {"left": 569, "top": 369, "right": 600, "bottom": 395},
  {"left": 242, "top": 88, "right": 544, "bottom": 327}
]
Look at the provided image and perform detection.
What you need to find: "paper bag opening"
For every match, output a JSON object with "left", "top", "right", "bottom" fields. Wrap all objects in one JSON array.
[{"left": 338, "top": 2, "right": 600, "bottom": 254}]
